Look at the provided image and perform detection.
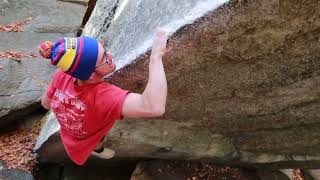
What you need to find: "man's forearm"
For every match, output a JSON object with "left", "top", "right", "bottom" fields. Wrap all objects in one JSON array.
[
  {"left": 41, "top": 93, "right": 52, "bottom": 110},
  {"left": 142, "top": 52, "right": 167, "bottom": 114},
  {"left": 140, "top": 28, "right": 168, "bottom": 115}
]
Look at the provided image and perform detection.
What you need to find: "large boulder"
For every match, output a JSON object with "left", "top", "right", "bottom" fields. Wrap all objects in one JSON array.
[
  {"left": 35, "top": 0, "right": 320, "bottom": 169},
  {"left": 0, "top": 0, "right": 86, "bottom": 127}
]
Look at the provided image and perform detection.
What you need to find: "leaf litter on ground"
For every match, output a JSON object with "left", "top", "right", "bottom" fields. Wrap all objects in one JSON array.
[
  {"left": 0, "top": 119, "right": 42, "bottom": 172},
  {"left": 0, "top": 17, "right": 32, "bottom": 32},
  {"left": 0, "top": 51, "right": 37, "bottom": 62}
]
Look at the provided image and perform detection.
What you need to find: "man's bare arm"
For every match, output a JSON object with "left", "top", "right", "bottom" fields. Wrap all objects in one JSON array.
[
  {"left": 41, "top": 94, "right": 51, "bottom": 110},
  {"left": 121, "top": 28, "right": 168, "bottom": 118}
]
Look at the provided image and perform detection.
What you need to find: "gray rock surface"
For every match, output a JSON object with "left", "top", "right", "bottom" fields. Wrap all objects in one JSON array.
[
  {"left": 0, "top": 160, "right": 6, "bottom": 169},
  {"left": 35, "top": 0, "right": 320, "bottom": 169},
  {"left": 0, "top": 168, "right": 34, "bottom": 180},
  {"left": 306, "top": 169, "right": 320, "bottom": 180},
  {"left": 257, "top": 169, "right": 290, "bottom": 180},
  {"left": 35, "top": 112, "right": 237, "bottom": 163},
  {"left": 0, "top": 0, "right": 86, "bottom": 127}
]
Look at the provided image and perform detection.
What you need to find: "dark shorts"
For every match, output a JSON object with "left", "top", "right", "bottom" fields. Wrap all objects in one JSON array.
[{"left": 94, "top": 136, "right": 105, "bottom": 153}]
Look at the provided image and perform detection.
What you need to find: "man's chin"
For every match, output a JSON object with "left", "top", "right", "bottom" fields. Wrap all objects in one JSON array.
[{"left": 100, "top": 69, "right": 116, "bottom": 79}]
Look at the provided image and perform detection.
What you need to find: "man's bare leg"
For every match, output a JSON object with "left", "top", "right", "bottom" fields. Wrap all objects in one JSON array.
[{"left": 91, "top": 136, "right": 115, "bottom": 159}]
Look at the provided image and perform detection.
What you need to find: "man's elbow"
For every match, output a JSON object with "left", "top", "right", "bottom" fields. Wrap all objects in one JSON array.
[
  {"left": 41, "top": 98, "right": 51, "bottom": 110},
  {"left": 150, "top": 106, "right": 165, "bottom": 116},
  {"left": 41, "top": 101, "right": 50, "bottom": 110}
]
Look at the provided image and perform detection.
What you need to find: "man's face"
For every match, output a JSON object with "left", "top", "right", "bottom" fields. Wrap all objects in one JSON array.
[{"left": 94, "top": 43, "right": 116, "bottom": 78}]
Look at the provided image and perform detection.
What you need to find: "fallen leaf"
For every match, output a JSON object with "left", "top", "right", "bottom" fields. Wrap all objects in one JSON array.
[
  {"left": 293, "top": 169, "right": 304, "bottom": 180},
  {"left": 0, "top": 17, "right": 33, "bottom": 32},
  {"left": 0, "top": 121, "right": 42, "bottom": 172},
  {"left": 0, "top": 51, "right": 37, "bottom": 61}
]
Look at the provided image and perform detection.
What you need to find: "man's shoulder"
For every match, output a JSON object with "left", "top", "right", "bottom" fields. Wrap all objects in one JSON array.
[
  {"left": 94, "top": 83, "right": 124, "bottom": 93},
  {"left": 50, "top": 69, "right": 74, "bottom": 90},
  {"left": 54, "top": 69, "right": 75, "bottom": 81},
  {"left": 91, "top": 83, "right": 128, "bottom": 101},
  {"left": 53, "top": 69, "right": 67, "bottom": 80}
]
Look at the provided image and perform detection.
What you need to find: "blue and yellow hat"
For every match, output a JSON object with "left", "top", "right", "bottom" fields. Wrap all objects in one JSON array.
[{"left": 38, "top": 36, "right": 99, "bottom": 80}]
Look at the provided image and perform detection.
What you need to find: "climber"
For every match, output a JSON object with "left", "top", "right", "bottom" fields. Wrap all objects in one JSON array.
[{"left": 38, "top": 27, "right": 168, "bottom": 165}]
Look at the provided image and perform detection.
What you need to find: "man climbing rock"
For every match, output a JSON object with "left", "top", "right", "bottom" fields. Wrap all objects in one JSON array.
[{"left": 38, "top": 27, "right": 168, "bottom": 165}]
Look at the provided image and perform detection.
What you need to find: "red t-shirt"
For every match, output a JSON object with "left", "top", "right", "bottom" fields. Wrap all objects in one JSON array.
[{"left": 46, "top": 70, "right": 129, "bottom": 165}]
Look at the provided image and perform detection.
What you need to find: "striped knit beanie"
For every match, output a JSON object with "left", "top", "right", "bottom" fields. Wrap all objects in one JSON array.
[{"left": 38, "top": 36, "right": 99, "bottom": 80}]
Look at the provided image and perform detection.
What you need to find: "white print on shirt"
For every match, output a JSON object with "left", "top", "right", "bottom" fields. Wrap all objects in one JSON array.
[{"left": 52, "top": 89, "right": 88, "bottom": 138}]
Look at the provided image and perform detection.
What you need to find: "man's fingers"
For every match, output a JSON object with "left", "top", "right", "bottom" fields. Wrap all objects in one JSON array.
[
  {"left": 152, "top": 27, "right": 170, "bottom": 56},
  {"left": 155, "top": 27, "right": 167, "bottom": 35},
  {"left": 155, "top": 27, "right": 169, "bottom": 40},
  {"left": 165, "top": 46, "right": 172, "bottom": 53}
]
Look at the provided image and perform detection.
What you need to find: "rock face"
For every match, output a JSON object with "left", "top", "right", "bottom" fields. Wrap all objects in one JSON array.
[
  {"left": 0, "top": 0, "right": 86, "bottom": 127},
  {"left": 35, "top": 0, "right": 320, "bottom": 168},
  {"left": 83, "top": 0, "right": 228, "bottom": 69},
  {"left": 0, "top": 169, "right": 34, "bottom": 180},
  {"left": 0, "top": 162, "right": 34, "bottom": 180}
]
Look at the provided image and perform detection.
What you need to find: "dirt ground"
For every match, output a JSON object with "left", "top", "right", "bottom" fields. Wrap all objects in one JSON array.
[{"left": 132, "top": 160, "right": 261, "bottom": 180}]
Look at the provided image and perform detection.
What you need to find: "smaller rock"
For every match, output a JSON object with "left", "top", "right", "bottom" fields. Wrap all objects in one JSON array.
[
  {"left": 0, "top": 168, "right": 34, "bottom": 180},
  {"left": 305, "top": 169, "right": 320, "bottom": 180},
  {"left": 257, "top": 169, "right": 290, "bottom": 180},
  {"left": 0, "top": 160, "right": 6, "bottom": 170}
]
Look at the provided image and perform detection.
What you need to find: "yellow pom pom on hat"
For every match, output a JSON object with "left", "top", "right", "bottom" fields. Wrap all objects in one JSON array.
[{"left": 39, "top": 36, "right": 99, "bottom": 80}]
